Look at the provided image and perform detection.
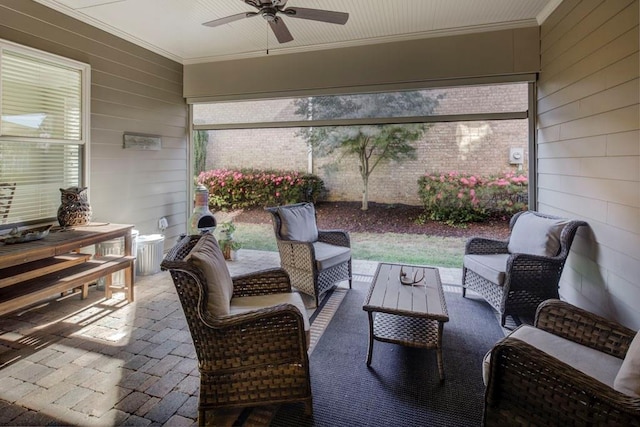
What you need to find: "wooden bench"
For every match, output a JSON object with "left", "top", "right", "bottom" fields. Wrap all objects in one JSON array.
[
  {"left": 0, "top": 254, "right": 135, "bottom": 317},
  {"left": 0, "top": 253, "right": 91, "bottom": 289}
]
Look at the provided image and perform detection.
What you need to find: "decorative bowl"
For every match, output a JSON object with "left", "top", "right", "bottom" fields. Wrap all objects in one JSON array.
[{"left": 1, "top": 224, "right": 53, "bottom": 244}]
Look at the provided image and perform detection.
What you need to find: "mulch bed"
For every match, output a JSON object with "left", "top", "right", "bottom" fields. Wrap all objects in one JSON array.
[{"left": 232, "top": 201, "right": 511, "bottom": 240}]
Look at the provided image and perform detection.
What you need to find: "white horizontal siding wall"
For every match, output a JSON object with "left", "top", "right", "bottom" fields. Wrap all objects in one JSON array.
[
  {"left": 538, "top": 0, "right": 640, "bottom": 328},
  {"left": 0, "top": 1, "right": 189, "bottom": 249}
]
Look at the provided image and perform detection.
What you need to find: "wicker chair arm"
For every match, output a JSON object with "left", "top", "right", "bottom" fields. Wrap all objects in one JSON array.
[
  {"left": 201, "top": 302, "right": 305, "bottom": 330},
  {"left": 276, "top": 239, "right": 317, "bottom": 269},
  {"left": 277, "top": 238, "right": 314, "bottom": 251},
  {"left": 231, "top": 268, "right": 292, "bottom": 297},
  {"left": 464, "top": 237, "right": 509, "bottom": 255},
  {"left": 318, "top": 229, "right": 351, "bottom": 247},
  {"left": 485, "top": 337, "right": 640, "bottom": 426},
  {"left": 160, "top": 257, "right": 195, "bottom": 272},
  {"left": 535, "top": 299, "right": 636, "bottom": 358},
  {"left": 197, "top": 303, "right": 309, "bottom": 369},
  {"left": 507, "top": 252, "right": 565, "bottom": 270}
]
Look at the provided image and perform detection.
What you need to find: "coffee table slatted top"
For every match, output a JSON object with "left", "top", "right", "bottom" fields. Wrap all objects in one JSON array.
[{"left": 363, "top": 263, "right": 448, "bottom": 321}]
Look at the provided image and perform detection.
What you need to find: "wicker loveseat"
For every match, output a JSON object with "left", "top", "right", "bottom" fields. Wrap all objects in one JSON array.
[
  {"left": 161, "top": 234, "right": 312, "bottom": 426},
  {"left": 462, "top": 210, "right": 587, "bottom": 326},
  {"left": 266, "top": 202, "right": 352, "bottom": 307},
  {"left": 483, "top": 299, "right": 640, "bottom": 426}
]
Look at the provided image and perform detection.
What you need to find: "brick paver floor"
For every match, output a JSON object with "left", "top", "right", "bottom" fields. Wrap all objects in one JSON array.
[{"left": 0, "top": 249, "right": 462, "bottom": 426}]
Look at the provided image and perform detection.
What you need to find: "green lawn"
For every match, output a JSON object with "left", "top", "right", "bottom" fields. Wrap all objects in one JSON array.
[{"left": 229, "top": 223, "right": 465, "bottom": 268}]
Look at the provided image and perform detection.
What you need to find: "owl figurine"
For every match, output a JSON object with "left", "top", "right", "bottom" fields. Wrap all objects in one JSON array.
[{"left": 57, "top": 186, "right": 92, "bottom": 227}]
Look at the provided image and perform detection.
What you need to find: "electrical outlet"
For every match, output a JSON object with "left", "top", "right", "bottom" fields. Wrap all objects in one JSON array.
[{"left": 158, "top": 217, "right": 168, "bottom": 230}]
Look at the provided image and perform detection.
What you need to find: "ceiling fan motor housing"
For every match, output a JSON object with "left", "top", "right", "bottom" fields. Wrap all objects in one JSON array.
[{"left": 261, "top": 8, "right": 277, "bottom": 21}]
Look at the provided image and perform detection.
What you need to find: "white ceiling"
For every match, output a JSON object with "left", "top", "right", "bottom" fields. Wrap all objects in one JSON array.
[{"left": 35, "top": 0, "right": 561, "bottom": 65}]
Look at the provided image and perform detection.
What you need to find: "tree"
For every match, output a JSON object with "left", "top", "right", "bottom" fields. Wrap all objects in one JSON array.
[
  {"left": 294, "top": 91, "right": 441, "bottom": 210},
  {"left": 193, "top": 130, "right": 209, "bottom": 176}
]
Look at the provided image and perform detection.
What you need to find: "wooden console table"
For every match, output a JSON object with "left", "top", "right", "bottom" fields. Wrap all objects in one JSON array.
[{"left": 0, "top": 223, "right": 136, "bottom": 316}]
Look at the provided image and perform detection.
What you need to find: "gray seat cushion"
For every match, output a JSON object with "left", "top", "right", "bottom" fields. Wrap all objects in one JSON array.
[
  {"left": 463, "top": 253, "right": 510, "bottom": 286},
  {"left": 231, "top": 292, "right": 310, "bottom": 331},
  {"left": 231, "top": 292, "right": 311, "bottom": 348},
  {"left": 313, "top": 241, "right": 351, "bottom": 270},
  {"left": 483, "top": 325, "right": 623, "bottom": 387}
]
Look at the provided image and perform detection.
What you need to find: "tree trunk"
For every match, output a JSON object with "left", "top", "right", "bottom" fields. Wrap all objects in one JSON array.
[{"left": 361, "top": 175, "right": 369, "bottom": 210}]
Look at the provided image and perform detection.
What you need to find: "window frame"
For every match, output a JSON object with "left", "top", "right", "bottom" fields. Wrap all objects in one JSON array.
[
  {"left": 0, "top": 38, "right": 91, "bottom": 228},
  {"left": 190, "top": 75, "right": 538, "bottom": 209}
]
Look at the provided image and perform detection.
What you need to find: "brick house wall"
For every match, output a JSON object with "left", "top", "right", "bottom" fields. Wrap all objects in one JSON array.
[{"left": 203, "top": 85, "right": 529, "bottom": 206}]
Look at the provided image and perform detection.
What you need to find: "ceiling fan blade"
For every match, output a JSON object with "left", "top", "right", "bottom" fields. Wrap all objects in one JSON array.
[
  {"left": 269, "top": 17, "right": 294, "bottom": 43},
  {"left": 242, "top": 0, "right": 264, "bottom": 8},
  {"left": 202, "top": 12, "right": 257, "bottom": 28},
  {"left": 283, "top": 7, "right": 348, "bottom": 25}
]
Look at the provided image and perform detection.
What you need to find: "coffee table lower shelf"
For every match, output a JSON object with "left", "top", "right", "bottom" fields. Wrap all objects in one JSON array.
[{"left": 366, "top": 311, "right": 446, "bottom": 381}]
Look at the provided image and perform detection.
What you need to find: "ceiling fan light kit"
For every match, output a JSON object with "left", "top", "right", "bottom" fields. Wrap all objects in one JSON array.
[{"left": 202, "top": 0, "right": 349, "bottom": 45}]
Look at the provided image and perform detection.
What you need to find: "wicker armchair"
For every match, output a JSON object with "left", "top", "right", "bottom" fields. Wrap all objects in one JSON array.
[
  {"left": 266, "top": 202, "right": 352, "bottom": 307},
  {"left": 161, "top": 234, "right": 312, "bottom": 426},
  {"left": 0, "top": 182, "right": 16, "bottom": 223},
  {"left": 484, "top": 299, "right": 640, "bottom": 426},
  {"left": 462, "top": 211, "right": 587, "bottom": 326}
]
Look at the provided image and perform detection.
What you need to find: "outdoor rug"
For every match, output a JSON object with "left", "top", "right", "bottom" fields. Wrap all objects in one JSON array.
[{"left": 266, "top": 279, "right": 506, "bottom": 427}]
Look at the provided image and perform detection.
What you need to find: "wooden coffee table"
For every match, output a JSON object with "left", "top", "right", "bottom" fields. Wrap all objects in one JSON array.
[{"left": 363, "top": 263, "right": 449, "bottom": 382}]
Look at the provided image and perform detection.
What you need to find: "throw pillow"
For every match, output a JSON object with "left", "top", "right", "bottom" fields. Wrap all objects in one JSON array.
[
  {"left": 185, "top": 234, "right": 233, "bottom": 317},
  {"left": 507, "top": 212, "right": 569, "bottom": 257},
  {"left": 278, "top": 203, "right": 319, "bottom": 242},
  {"left": 614, "top": 332, "right": 640, "bottom": 397}
]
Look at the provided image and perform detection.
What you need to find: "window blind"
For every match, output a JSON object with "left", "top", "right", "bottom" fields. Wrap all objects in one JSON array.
[
  {"left": 0, "top": 42, "right": 88, "bottom": 228},
  {"left": 0, "top": 141, "right": 81, "bottom": 225},
  {"left": 1, "top": 50, "right": 82, "bottom": 140}
]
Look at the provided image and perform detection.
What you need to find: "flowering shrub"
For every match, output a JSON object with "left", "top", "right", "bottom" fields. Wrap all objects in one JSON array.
[
  {"left": 417, "top": 171, "right": 528, "bottom": 224},
  {"left": 197, "top": 168, "right": 325, "bottom": 210}
]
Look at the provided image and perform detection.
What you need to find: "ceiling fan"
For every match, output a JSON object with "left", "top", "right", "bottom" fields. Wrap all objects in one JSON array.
[{"left": 202, "top": 0, "right": 349, "bottom": 44}]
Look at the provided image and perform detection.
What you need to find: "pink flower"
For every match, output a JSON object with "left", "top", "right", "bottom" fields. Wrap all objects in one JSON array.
[
  {"left": 436, "top": 193, "right": 442, "bottom": 200},
  {"left": 511, "top": 175, "right": 528, "bottom": 184}
]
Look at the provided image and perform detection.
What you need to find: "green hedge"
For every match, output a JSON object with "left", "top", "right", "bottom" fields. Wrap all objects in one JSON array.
[
  {"left": 418, "top": 171, "right": 528, "bottom": 224},
  {"left": 197, "top": 168, "right": 325, "bottom": 210}
]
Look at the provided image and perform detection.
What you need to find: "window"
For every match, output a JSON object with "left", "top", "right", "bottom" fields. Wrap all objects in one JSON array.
[
  {"left": 192, "top": 83, "right": 529, "bottom": 127},
  {"left": 191, "top": 80, "right": 534, "bottom": 207},
  {"left": 0, "top": 40, "right": 90, "bottom": 228}
]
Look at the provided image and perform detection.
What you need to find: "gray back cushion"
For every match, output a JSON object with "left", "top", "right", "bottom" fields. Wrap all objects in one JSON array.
[
  {"left": 185, "top": 234, "right": 233, "bottom": 317},
  {"left": 508, "top": 212, "right": 569, "bottom": 257},
  {"left": 614, "top": 332, "right": 640, "bottom": 397},
  {"left": 278, "top": 203, "right": 319, "bottom": 242}
]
